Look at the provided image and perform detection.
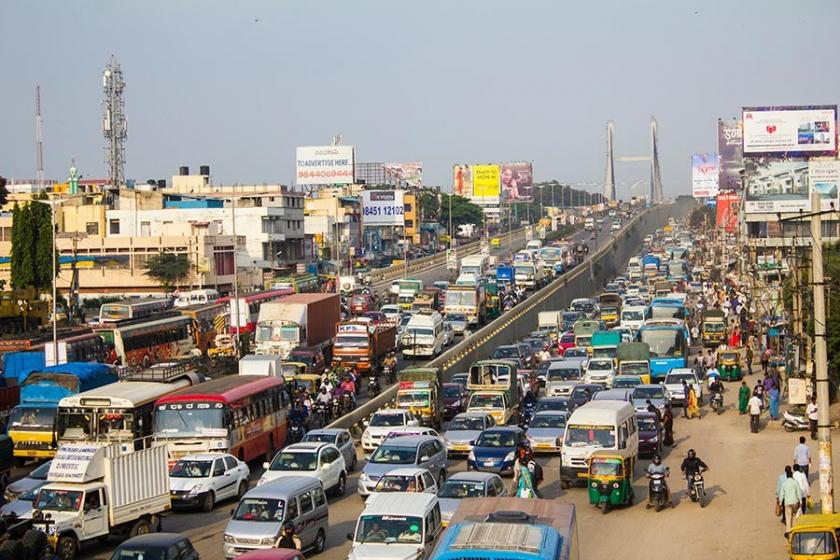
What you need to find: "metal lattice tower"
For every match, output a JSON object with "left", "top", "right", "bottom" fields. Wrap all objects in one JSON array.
[
  {"left": 603, "top": 120, "right": 616, "bottom": 201},
  {"left": 649, "top": 117, "right": 664, "bottom": 202},
  {"left": 102, "top": 56, "right": 127, "bottom": 189},
  {"left": 35, "top": 86, "right": 45, "bottom": 190}
]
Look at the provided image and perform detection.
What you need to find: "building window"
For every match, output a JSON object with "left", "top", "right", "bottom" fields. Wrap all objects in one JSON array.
[
  {"left": 140, "top": 221, "right": 151, "bottom": 237},
  {"left": 86, "top": 222, "right": 99, "bottom": 235},
  {"left": 405, "top": 219, "right": 414, "bottom": 228},
  {"left": 109, "top": 220, "right": 120, "bottom": 235},
  {"left": 404, "top": 203, "right": 413, "bottom": 212}
]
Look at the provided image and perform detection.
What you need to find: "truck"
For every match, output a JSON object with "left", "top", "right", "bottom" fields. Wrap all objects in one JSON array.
[
  {"left": 513, "top": 262, "right": 544, "bottom": 290},
  {"left": 37, "top": 443, "right": 170, "bottom": 560},
  {"left": 572, "top": 320, "right": 600, "bottom": 352},
  {"left": 496, "top": 266, "right": 514, "bottom": 290},
  {"left": 397, "top": 279, "right": 424, "bottom": 310},
  {"left": 444, "top": 284, "right": 487, "bottom": 327},
  {"left": 253, "top": 293, "right": 340, "bottom": 359},
  {"left": 412, "top": 288, "right": 442, "bottom": 312},
  {"left": 459, "top": 255, "right": 487, "bottom": 278},
  {"left": 536, "top": 311, "right": 563, "bottom": 336},
  {"left": 7, "top": 362, "right": 117, "bottom": 461},
  {"left": 616, "top": 342, "right": 651, "bottom": 383},
  {"left": 238, "top": 354, "right": 282, "bottom": 376},
  {"left": 591, "top": 331, "right": 621, "bottom": 359},
  {"left": 598, "top": 293, "right": 622, "bottom": 327},
  {"left": 584, "top": 217, "right": 595, "bottom": 231},
  {"left": 653, "top": 280, "right": 672, "bottom": 299},
  {"left": 466, "top": 359, "right": 520, "bottom": 425},
  {"left": 332, "top": 321, "right": 397, "bottom": 372},
  {"left": 642, "top": 255, "right": 661, "bottom": 277},
  {"left": 701, "top": 309, "right": 727, "bottom": 347},
  {"left": 396, "top": 367, "right": 444, "bottom": 428}
]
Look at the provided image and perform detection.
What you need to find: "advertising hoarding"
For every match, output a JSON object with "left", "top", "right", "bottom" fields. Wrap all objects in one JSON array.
[
  {"left": 809, "top": 158, "right": 840, "bottom": 211},
  {"left": 500, "top": 162, "right": 534, "bottom": 203},
  {"left": 691, "top": 153, "right": 720, "bottom": 198},
  {"left": 742, "top": 106, "right": 838, "bottom": 157},
  {"left": 296, "top": 146, "right": 355, "bottom": 185},
  {"left": 471, "top": 164, "right": 500, "bottom": 205},
  {"left": 718, "top": 119, "right": 744, "bottom": 191},
  {"left": 744, "top": 160, "right": 809, "bottom": 213},
  {"left": 362, "top": 189, "right": 405, "bottom": 226},
  {"left": 383, "top": 162, "right": 422, "bottom": 188},
  {"left": 716, "top": 192, "right": 740, "bottom": 233},
  {"left": 452, "top": 164, "right": 472, "bottom": 197}
]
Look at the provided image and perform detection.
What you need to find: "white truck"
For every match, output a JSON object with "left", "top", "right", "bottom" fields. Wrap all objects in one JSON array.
[
  {"left": 238, "top": 353, "right": 282, "bottom": 376},
  {"left": 35, "top": 443, "right": 170, "bottom": 560},
  {"left": 459, "top": 255, "right": 487, "bottom": 278},
  {"left": 513, "top": 262, "right": 544, "bottom": 289},
  {"left": 536, "top": 310, "right": 563, "bottom": 336}
]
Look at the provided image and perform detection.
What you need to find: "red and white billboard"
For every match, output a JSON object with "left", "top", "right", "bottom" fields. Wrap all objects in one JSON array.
[{"left": 716, "top": 192, "right": 740, "bottom": 233}]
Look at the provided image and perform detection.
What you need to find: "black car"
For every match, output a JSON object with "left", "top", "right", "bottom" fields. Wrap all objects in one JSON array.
[
  {"left": 491, "top": 344, "right": 534, "bottom": 369},
  {"left": 535, "top": 396, "right": 576, "bottom": 413},
  {"left": 442, "top": 382, "right": 469, "bottom": 420},
  {"left": 570, "top": 383, "right": 605, "bottom": 408},
  {"left": 110, "top": 534, "right": 199, "bottom": 560}
]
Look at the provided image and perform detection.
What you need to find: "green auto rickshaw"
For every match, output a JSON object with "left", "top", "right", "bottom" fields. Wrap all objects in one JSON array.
[
  {"left": 587, "top": 450, "right": 635, "bottom": 514},
  {"left": 717, "top": 349, "right": 742, "bottom": 381}
]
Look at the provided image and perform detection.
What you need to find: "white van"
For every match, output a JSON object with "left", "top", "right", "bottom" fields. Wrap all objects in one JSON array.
[
  {"left": 525, "top": 239, "right": 543, "bottom": 253},
  {"left": 400, "top": 310, "right": 446, "bottom": 358},
  {"left": 560, "top": 401, "right": 638, "bottom": 488},
  {"left": 620, "top": 305, "right": 649, "bottom": 332},
  {"left": 348, "top": 492, "right": 442, "bottom": 560}
]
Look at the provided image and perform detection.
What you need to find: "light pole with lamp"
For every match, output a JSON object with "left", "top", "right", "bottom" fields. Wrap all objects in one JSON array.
[{"left": 34, "top": 197, "right": 69, "bottom": 367}]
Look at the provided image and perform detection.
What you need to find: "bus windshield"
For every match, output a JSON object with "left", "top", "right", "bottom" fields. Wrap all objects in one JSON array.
[
  {"left": 640, "top": 328, "right": 685, "bottom": 358},
  {"left": 154, "top": 404, "right": 226, "bottom": 437},
  {"left": 650, "top": 306, "right": 683, "bottom": 320}
]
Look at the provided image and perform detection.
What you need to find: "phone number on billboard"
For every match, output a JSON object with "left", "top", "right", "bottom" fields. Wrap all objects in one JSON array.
[{"left": 363, "top": 206, "right": 404, "bottom": 216}]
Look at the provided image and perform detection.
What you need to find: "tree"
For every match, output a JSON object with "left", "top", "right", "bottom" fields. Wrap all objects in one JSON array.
[
  {"left": 0, "top": 177, "right": 8, "bottom": 207},
  {"left": 418, "top": 189, "right": 440, "bottom": 222},
  {"left": 439, "top": 195, "right": 484, "bottom": 231},
  {"left": 10, "top": 202, "right": 38, "bottom": 290},
  {"left": 144, "top": 253, "right": 191, "bottom": 290},
  {"left": 689, "top": 205, "right": 714, "bottom": 228}
]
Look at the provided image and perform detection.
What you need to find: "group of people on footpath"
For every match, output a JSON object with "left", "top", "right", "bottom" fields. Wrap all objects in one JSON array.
[{"left": 776, "top": 436, "right": 814, "bottom": 535}]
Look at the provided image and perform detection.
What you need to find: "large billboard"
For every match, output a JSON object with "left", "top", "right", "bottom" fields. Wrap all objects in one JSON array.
[
  {"left": 691, "top": 153, "right": 720, "bottom": 198},
  {"left": 744, "top": 159, "right": 810, "bottom": 213},
  {"left": 718, "top": 119, "right": 744, "bottom": 191},
  {"left": 452, "top": 164, "right": 473, "bottom": 197},
  {"left": 716, "top": 192, "right": 740, "bottom": 233},
  {"left": 383, "top": 162, "right": 422, "bottom": 188},
  {"left": 809, "top": 158, "right": 840, "bottom": 211},
  {"left": 296, "top": 146, "right": 355, "bottom": 186},
  {"left": 362, "top": 190, "right": 405, "bottom": 226},
  {"left": 500, "top": 162, "right": 534, "bottom": 203},
  {"left": 471, "top": 165, "right": 500, "bottom": 205},
  {"left": 742, "top": 106, "right": 838, "bottom": 157}
]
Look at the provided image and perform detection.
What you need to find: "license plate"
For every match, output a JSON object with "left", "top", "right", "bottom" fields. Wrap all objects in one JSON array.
[
  {"left": 484, "top": 461, "right": 496, "bottom": 467},
  {"left": 536, "top": 443, "right": 552, "bottom": 449},
  {"left": 453, "top": 445, "right": 468, "bottom": 451}
]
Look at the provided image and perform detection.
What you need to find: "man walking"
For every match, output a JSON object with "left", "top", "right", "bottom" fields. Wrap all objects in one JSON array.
[
  {"left": 807, "top": 396, "right": 818, "bottom": 440},
  {"left": 748, "top": 392, "right": 763, "bottom": 433},
  {"left": 779, "top": 466, "right": 803, "bottom": 535},
  {"left": 793, "top": 464, "right": 810, "bottom": 513},
  {"left": 794, "top": 436, "right": 811, "bottom": 479},
  {"left": 745, "top": 345, "right": 754, "bottom": 376}
]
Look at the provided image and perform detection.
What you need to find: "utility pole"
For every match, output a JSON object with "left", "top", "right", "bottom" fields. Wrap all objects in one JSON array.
[
  {"left": 230, "top": 186, "right": 241, "bottom": 359},
  {"left": 810, "top": 191, "right": 833, "bottom": 513}
]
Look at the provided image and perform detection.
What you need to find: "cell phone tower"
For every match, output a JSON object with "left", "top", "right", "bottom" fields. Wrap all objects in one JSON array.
[
  {"left": 102, "top": 55, "right": 127, "bottom": 189},
  {"left": 35, "top": 85, "right": 45, "bottom": 190}
]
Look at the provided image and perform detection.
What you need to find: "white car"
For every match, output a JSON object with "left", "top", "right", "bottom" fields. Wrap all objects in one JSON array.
[
  {"left": 370, "top": 467, "right": 439, "bottom": 496},
  {"left": 361, "top": 409, "right": 421, "bottom": 454},
  {"left": 259, "top": 442, "right": 347, "bottom": 497},
  {"left": 663, "top": 369, "right": 704, "bottom": 404},
  {"left": 169, "top": 453, "right": 250, "bottom": 511},
  {"left": 583, "top": 358, "right": 617, "bottom": 387},
  {"left": 380, "top": 304, "right": 402, "bottom": 324},
  {"left": 442, "top": 322, "right": 455, "bottom": 346}
]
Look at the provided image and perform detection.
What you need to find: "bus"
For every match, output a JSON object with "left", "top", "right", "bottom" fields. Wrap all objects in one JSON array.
[
  {"left": 7, "top": 362, "right": 117, "bottom": 460},
  {"left": 177, "top": 302, "right": 227, "bottom": 354},
  {"left": 217, "top": 288, "right": 293, "bottom": 334},
  {"left": 638, "top": 321, "right": 689, "bottom": 381},
  {"left": 153, "top": 375, "right": 288, "bottom": 463},
  {"left": 55, "top": 363, "right": 201, "bottom": 452},
  {"left": 98, "top": 297, "right": 173, "bottom": 323},
  {"left": 113, "top": 315, "right": 196, "bottom": 367},
  {"left": 271, "top": 274, "right": 319, "bottom": 293},
  {"left": 174, "top": 289, "right": 220, "bottom": 308},
  {"left": 43, "top": 331, "right": 109, "bottom": 365}
]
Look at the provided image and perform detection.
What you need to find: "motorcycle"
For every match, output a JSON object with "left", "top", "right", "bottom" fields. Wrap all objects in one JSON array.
[
  {"left": 648, "top": 472, "right": 670, "bottom": 512},
  {"left": 782, "top": 408, "right": 810, "bottom": 432},
  {"left": 330, "top": 396, "right": 343, "bottom": 420},
  {"left": 688, "top": 472, "right": 706, "bottom": 507},
  {"left": 368, "top": 376, "right": 381, "bottom": 398},
  {"left": 382, "top": 364, "right": 396, "bottom": 385},
  {"left": 341, "top": 392, "right": 355, "bottom": 413},
  {"left": 518, "top": 400, "right": 537, "bottom": 428},
  {"left": 288, "top": 418, "right": 306, "bottom": 443},
  {"left": 710, "top": 391, "right": 724, "bottom": 414}
]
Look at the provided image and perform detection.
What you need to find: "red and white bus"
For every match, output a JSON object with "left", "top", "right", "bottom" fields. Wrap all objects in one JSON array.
[
  {"left": 216, "top": 289, "right": 293, "bottom": 334},
  {"left": 113, "top": 315, "right": 196, "bottom": 367},
  {"left": 42, "top": 331, "right": 109, "bottom": 365},
  {"left": 99, "top": 297, "right": 173, "bottom": 323},
  {"left": 153, "top": 375, "right": 288, "bottom": 463}
]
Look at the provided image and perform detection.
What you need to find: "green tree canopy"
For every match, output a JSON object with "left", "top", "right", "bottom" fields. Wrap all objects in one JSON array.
[
  {"left": 10, "top": 195, "right": 56, "bottom": 292},
  {"left": 439, "top": 194, "right": 484, "bottom": 230},
  {"left": 144, "top": 253, "right": 191, "bottom": 290}
]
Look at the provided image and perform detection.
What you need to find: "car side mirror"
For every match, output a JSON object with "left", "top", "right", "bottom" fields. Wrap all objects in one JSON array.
[
  {"left": 262, "top": 462, "right": 270, "bottom": 470},
  {"left": 420, "top": 456, "right": 430, "bottom": 463},
  {"left": 347, "top": 533, "right": 355, "bottom": 541}
]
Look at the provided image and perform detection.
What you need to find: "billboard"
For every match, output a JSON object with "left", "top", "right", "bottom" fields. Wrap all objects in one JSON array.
[
  {"left": 296, "top": 146, "right": 355, "bottom": 186},
  {"left": 471, "top": 164, "right": 500, "bottom": 205},
  {"left": 452, "top": 164, "right": 473, "bottom": 197},
  {"left": 809, "top": 158, "right": 840, "bottom": 211},
  {"left": 718, "top": 119, "right": 744, "bottom": 191},
  {"left": 383, "top": 162, "right": 422, "bottom": 188},
  {"left": 742, "top": 106, "right": 838, "bottom": 157},
  {"left": 691, "top": 153, "right": 720, "bottom": 198},
  {"left": 744, "top": 160, "right": 810, "bottom": 213},
  {"left": 500, "top": 162, "right": 534, "bottom": 203},
  {"left": 362, "top": 189, "right": 405, "bottom": 226},
  {"left": 716, "top": 192, "right": 740, "bottom": 233}
]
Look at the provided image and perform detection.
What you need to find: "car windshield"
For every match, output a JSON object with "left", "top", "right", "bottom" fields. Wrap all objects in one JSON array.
[
  {"left": 665, "top": 374, "right": 694, "bottom": 384},
  {"left": 565, "top": 425, "right": 616, "bottom": 448},
  {"left": 565, "top": 349, "right": 586, "bottom": 358},
  {"left": 588, "top": 361, "right": 612, "bottom": 371},
  {"left": 622, "top": 362, "right": 649, "bottom": 375},
  {"left": 302, "top": 433, "right": 337, "bottom": 445},
  {"left": 170, "top": 460, "right": 212, "bottom": 478},
  {"left": 232, "top": 498, "right": 285, "bottom": 522},
  {"left": 560, "top": 334, "right": 576, "bottom": 344},
  {"left": 531, "top": 414, "right": 567, "bottom": 428},
  {"left": 355, "top": 514, "right": 424, "bottom": 544},
  {"left": 634, "top": 387, "right": 665, "bottom": 399},
  {"left": 613, "top": 378, "right": 641, "bottom": 388},
  {"left": 268, "top": 451, "right": 318, "bottom": 471},
  {"left": 369, "top": 413, "right": 406, "bottom": 427},
  {"left": 704, "top": 322, "right": 726, "bottom": 332},
  {"left": 370, "top": 445, "right": 416, "bottom": 465},
  {"left": 538, "top": 399, "right": 571, "bottom": 411},
  {"left": 442, "top": 386, "right": 461, "bottom": 398},
  {"left": 492, "top": 347, "right": 518, "bottom": 359},
  {"left": 111, "top": 549, "right": 166, "bottom": 560},
  {"left": 438, "top": 480, "right": 486, "bottom": 498},
  {"left": 34, "top": 488, "right": 83, "bottom": 512},
  {"left": 374, "top": 475, "right": 419, "bottom": 492},
  {"left": 469, "top": 394, "right": 503, "bottom": 409},
  {"left": 29, "top": 461, "right": 51, "bottom": 480},
  {"left": 548, "top": 368, "right": 579, "bottom": 381},
  {"left": 448, "top": 417, "right": 485, "bottom": 431},
  {"left": 476, "top": 431, "right": 516, "bottom": 447},
  {"left": 446, "top": 314, "right": 467, "bottom": 322},
  {"left": 19, "top": 483, "right": 46, "bottom": 502},
  {"left": 638, "top": 417, "right": 659, "bottom": 431},
  {"left": 622, "top": 311, "right": 644, "bottom": 321}
]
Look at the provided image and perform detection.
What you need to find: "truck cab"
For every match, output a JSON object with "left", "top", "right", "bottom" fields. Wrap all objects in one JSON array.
[
  {"left": 396, "top": 367, "right": 444, "bottom": 429},
  {"left": 466, "top": 360, "right": 519, "bottom": 426}
]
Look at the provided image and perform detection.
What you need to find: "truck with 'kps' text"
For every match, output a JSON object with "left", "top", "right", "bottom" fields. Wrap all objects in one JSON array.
[
  {"left": 332, "top": 321, "right": 397, "bottom": 372},
  {"left": 35, "top": 443, "right": 170, "bottom": 560},
  {"left": 254, "top": 293, "right": 340, "bottom": 359}
]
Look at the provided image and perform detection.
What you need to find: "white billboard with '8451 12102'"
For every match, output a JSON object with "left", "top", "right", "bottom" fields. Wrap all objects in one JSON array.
[{"left": 362, "top": 190, "right": 405, "bottom": 226}]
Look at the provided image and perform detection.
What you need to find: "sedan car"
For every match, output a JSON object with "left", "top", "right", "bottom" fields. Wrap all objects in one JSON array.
[
  {"left": 4, "top": 460, "right": 51, "bottom": 503},
  {"left": 570, "top": 383, "right": 605, "bottom": 408},
  {"left": 379, "top": 304, "right": 402, "bottom": 323},
  {"left": 631, "top": 384, "right": 671, "bottom": 414},
  {"left": 534, "top": 396, "right": 575, "bottom": 414},
  {"left": 442, "top": 383, "right": 469, "bottom": 420},
  {"left": 358, "top": 435, "right": 448, "bottom": 496},
  {"left": 109, "top": 534, "right": 199, "bottom": 560},
  {"left": 442, "top": 412, "right": 495, "bottom": 455},
  {"left": 302, "top": 428, "right": 358, "bottom": 471},
  {"left": 169, "top": 453, "right": 251, "bottom": 511},
  {"left": 636, "top": 411, "right": 663, "bottom": 458},
  {"left": 467, "top": 427, "right": 527, "bottom": 476},
  {"left": 438, "top": 472, "right": 508, "bottom": 526},
  {"left": 526, "top": 411, "right": 568, "bottom": 453},
  {"left": 259, "top": 442, "right": 347, "bottom": 497},
  {"left": 444, "top": 313, "right": 470, "bottom": 336},
  {"left": 0, "top": 479, "right": 48, "bottom": 518}
]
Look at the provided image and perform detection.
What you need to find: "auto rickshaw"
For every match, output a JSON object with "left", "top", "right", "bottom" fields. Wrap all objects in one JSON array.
[
  {"left": 717, "top": 348, "right": 742, "bottom": 381},
  {"left": 787, "top": 513, "right": 840, "bottom": 559},
  {"left": 491, "top": 237, "right": 501, "bottom": 248},
  {"left": 586, "top": 449, "right": 635, "bottom": 514},
  {"left": 280, "top": 361, "right": 308, "bottom": 382},
  {"left": 291, "top": 373, "right": 322, "bottom": 397}
]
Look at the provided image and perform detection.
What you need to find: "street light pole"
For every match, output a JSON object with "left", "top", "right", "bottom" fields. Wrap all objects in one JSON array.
[
  {"left": 34, "top": 198, "right": 65, "bottom": 366},
  {"left": 230, "top": 187, "right": 241, "bottom": 360}
]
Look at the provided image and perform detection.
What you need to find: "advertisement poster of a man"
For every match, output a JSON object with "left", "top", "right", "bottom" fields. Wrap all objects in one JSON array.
[{"left": 500, "top": 162, "right": 533, "bottom": 203}]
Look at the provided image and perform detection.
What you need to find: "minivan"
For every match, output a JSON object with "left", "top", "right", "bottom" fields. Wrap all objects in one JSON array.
[
  {"left": 348, "top": 493, "right": 442, "bottom": 560},
  {"left": 401, "top": 310, "right": 446, "bottom": 358},
  {"left": 358, "top": 435, "right": 448, "bottom": 497},
  {"left": 223, "top": 476, "right": 329, "bottom": 559}
]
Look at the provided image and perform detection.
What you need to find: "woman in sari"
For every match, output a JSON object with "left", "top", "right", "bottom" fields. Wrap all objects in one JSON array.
[
  {"left": 738, "top": 381, "right": 751, "bottom": 415},
  {"left": 513, "top": 456, "right": 536, "bottom": 498},
  {"left": 662, "top": 405, "right": 675, "bottom": 446},
  {"left": 686, "top": 385, "right": 700, "bottom": 419},
  {"left": 768, "top": 385, "right": 780, "bottom": 420}
]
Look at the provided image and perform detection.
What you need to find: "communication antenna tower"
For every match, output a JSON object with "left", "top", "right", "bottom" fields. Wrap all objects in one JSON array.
[{"left": 102, "top": 55, "right": 127, "bottom": 189}]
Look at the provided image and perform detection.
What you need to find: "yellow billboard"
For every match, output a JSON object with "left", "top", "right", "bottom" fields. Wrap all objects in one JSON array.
[{"left": 471, "top": 164, "right": 500, "bottom": 202}]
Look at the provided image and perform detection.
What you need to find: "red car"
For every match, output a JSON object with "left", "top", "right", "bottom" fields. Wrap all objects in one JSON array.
[
  {"left": 349, "top": 294, "right": 371, "bottom": 315},
  {"left": 557, "top": 331, "right": 576, "bottom": 355},
  {"left": 362, "top": 311, "right": 386, "bottom": 325}
]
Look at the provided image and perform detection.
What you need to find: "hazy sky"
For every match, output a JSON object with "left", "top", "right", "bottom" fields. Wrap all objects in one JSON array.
[{"left": 2, "top": 0, "right": 838, "bottom": 198}]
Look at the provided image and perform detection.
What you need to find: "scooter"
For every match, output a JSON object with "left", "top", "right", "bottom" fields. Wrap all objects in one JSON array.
[
  {"left": 688, "top": 472, "right": 706, "bottom": 507},
  {"left": 782, "top": 409, "right": 809, "bottom": 432},
  {"left": 288, "top": 418, "right": 306, "bottom": 443},
  {"left": 711, "top": 391, "right": 724, "bottom": 414},
  {"left": 647, "top": 472, "right": 671, "bottom": 512},
  {"left": 368, "top": 376, "right": 381, "bottom": 398},
  {"left": 382, "top": 365, "right": 396, "bottom": 385}
]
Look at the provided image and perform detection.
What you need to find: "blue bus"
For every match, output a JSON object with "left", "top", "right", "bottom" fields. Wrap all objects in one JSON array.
[
  {"left": 638, "top": 321, "right": 689, "bottom": 381},
  {"left": 7, "top": 362, "right": 117, "bottom": 460},
  {"left": 649, "top": 297, "right": 687, "bottom": 321}
]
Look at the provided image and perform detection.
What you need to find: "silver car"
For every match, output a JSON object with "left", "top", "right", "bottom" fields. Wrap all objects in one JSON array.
[
  {"left": 0, "top": 480, "right": 48, "bottom": 518},
  {"left": 358, "top": 435, "right": 448, "bottom": 497},
  {"left": 302, "top": 428, "right": 358, "bottom": 471},
  {"left": 437, "top": 472, "right": 507, "bottom": 526},
  {"left": 444, "top": 314, "right": 469, "bottom": 336},
  {"left": 4, "top": 461, "right": 51, "bottom": 503},
  {"left": 442, "top": 412, "right": 495, "bottom": 456},
  {"left": 525, "top": 411, "right": 568, "bottom": 453}
]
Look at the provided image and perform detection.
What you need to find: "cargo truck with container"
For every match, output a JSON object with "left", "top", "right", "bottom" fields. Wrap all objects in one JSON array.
[
  {"left": 536, "top": 311, "right": 562, "bottom": 337},
  {"left": 35, "top": 443, "right": 170, "bottom": 560},
  {"left": 332, "top": 321, "right": 397, "bottom": 373},
  {"left": 254, "top": 293, "right": 340, "bottom": 360},
  {"left": 459, "top": 255, "right": 488, "bottom": 279},
  {"left": 465, "top": 360, "right": 520, "bottom": 426},
  {"left": 444, "top": 284, "right": 487, "bottom": 328},
  {"left": 513, "top": 262, "right": 544, "bottom": 290},
  {"left": 396, "top": 367, "right": 444, "bottom": 428},
  {"left": 701, "top": 309, "right": 727, "bottom": 348},
  {"left": 598, "top": 293, "right": 622, "bottom": 327},
  {"left": 616, "top": 342, "right": 651, "bottom": 384}
]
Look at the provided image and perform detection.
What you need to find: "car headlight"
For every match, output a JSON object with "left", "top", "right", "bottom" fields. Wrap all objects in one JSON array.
[
  {"left": 261, "top": 536, "right": 277, "bottom": 545},
  {"left": 362, "top": 430, "right": 371, "bottom": 441},
  {"left": 188, "top": 485, "right": 202, "bottom": 495},
  {"left": 504, "top": 451, "right": 515, "bottom": 462},
  {"left": 468, "top": 451, "right": 475, "bottom": 462},
  {"left": 360, "top": 472, "right": 370, "bottom": 482},
  {"left": 224, "top": 534, "right": 234, "bottom": 544}
]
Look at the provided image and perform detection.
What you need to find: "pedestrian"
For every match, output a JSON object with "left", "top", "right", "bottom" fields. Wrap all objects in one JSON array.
[
  {"left": 768, "top": 385, "right": 780, "bottom": 420},
  {"left": 779, "top": 466, "right": 803, "bottom": 535},
  {"left": 807, "top": 396, "right": 818, "bottom": 441},
  {"left": 681, "top": 380, "right": 690, "bottom": 418},
  {"left": 776, "top": 467, "right": 788, "bottom": 526},
  {"left": 745, "top": 345, "right": 754, "bottom": 376},
  {"left": 762, "top": 373, "right": 775, "bottom": 405},
  {"left": 646, "top": 399, "right": 662, "bottom": 423},
  {"left": 686, "top": 385, "right": 700, "bottom": 419},
  {"left": 748, "top": 392, "right": 763, "bottom": 433},
  {"left": 794, "top": 436, "right": 811, "bottom": 479},
  {"left": 662, "top": 404, "right": 675, "bottom": 446},
  {"left": 738, "top": 381, "right": 750, "bottom": 415},
  {"left": 793, "top": 464, "right": 810, "bottom": 513},
  {"left": 761, "top": 349, "right": 770, "bottom": 375}
]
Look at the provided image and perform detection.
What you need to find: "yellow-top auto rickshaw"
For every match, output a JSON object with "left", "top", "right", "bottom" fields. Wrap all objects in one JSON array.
[
  {"left": 717, "top": 348, "right": 742, "bottom": 381},
  {"left": 788, "top": 513, "right": 840, "bottom": 559},
  {"left": 280, "top": 361, "right": 308, "bottom": 382},
  {"left": 586, "top": 449, "right": 635, "bottom": 514},
  {"left": 291, "top": 373, "right": 322, "bottom": 397}
]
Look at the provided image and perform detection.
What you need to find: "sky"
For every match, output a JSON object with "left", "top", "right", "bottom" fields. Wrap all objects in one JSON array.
[{"left": 1, "top": 0, "right": 838, "bottom": 198}]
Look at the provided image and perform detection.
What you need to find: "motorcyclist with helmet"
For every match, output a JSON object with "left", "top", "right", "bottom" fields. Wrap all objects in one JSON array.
[
  {"left": 680, "top": 449, "right": 709, "bottom": 496},
  {"left": 275, "top": 521, "right": 302, "bottom": 550},
  {"left": 645, "top": 453, "right": 670, "bottom": 508}
]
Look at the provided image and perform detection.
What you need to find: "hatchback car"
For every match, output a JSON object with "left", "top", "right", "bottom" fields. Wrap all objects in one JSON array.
[
  {"left": 379, "top": 304, "right": 402, "bottom": 324},
  {"left": 535, "top": 396, "right": 575, "bottom": 414},
  {"left": 358, "top": 435, "right": 447, "bottom": 497},
  {"left": 526, "top": 411, "right": 568, "bottom": 453},
  {"left": 371, "top": 467, "right": 438, "bottom": 495},
  {"left": 570, "top": 383, "right": 605, "bottom": 408},
  {"left": 545, "top": 361, "right": 585, "bottom": 396},
  {"left": 445, "top": 313, "right": 470, "bottom": 336},
  {"left": 0, "top": 479, "right": 47, "bottom": 518},
  {"left": 441, "top": 383, "right": 469, "bottom": 420},
  {"left": 636, "top": 411, "right": 663, "bottom": 457},
  {"left": 302, "top": 428, "right": 358, "bottom": 471},
  {"left": 491, "top": 345, "right": 533, "bottom": 369},
  {"left": 438, "top": 472, "right": 508, "bottom": 526},
  {"left": 361, "top": 409, "right": 421, "bottom": 454},
  {"left": 632, "top": 384, "right": 671, "bottom": 414},
  {"left": 259, "top": 442, "right": 347, "bottom": 497},
  {"left": 583, "top": 357, "right": 616, "bottom": 387},
  {"left": 557, "top": 332, "right": 577, "bottom": 354},
  {"left": 169, "top": 453, "right": 251, "bottom": 511},
  {"left": 442, "top": 412, "right": 495, "bottom": 455},
  {"left": 349, "top": 294, "right": 372, "bottom": 315},
  {"left": 663, "top": 369, "right": 703, "bottom": 405},
  {"left": 109, "top": 533, "right": 198, "bottom": 560},
  {"left": 467, "top": 427, "right": 527, "bottom": 476}
]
